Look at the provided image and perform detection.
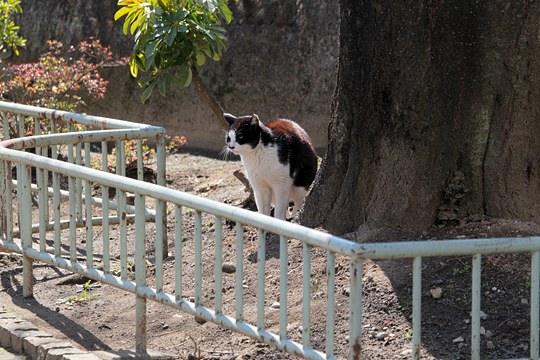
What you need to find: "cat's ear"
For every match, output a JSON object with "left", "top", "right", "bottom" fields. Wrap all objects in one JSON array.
[
  {"left": 250, "top": 114, "right": 260, "bottom": 126},
  {"left": 224, "top": 113, "right": 236, "bottom": 126}
]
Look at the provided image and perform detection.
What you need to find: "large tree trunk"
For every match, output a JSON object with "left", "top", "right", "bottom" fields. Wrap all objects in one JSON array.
[{"left": 301, "top": 1, "right": 540, "bottom": 235}]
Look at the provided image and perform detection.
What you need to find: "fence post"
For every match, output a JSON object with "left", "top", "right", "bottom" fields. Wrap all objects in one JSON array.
[
  {"left": 530, "top": 250, "right": 539, "bottom": 358},
  {"left": 156, "top": 133, "right": 167, "bottom": 260},
  {"left": 135, "top": 193, "right": 147, "bottom": 353},
  {"left": 471, "top": 254, "right": 482, "bottom": 360},
  {"left": 349, "top": 257, "right": 363, "bottom": 360},
  {"left": 20, "top": 164, "right": 33, "bottom": 298}
]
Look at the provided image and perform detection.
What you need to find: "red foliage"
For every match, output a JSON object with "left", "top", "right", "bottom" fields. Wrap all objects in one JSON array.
[{"left": 0, "top": 38, "right": 114, "bottom": 111}]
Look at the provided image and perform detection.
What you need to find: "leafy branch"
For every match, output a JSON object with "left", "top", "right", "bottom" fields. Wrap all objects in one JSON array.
[
  {"left": 115, "top": 0, "right": 233, "bottom": 126},
  {"left": 0, "top": 0, "right": 25, "bottom": 60}
]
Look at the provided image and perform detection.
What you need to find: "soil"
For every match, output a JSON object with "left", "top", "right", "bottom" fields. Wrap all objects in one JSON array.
[{"left": 1, "top": 151, "right": 540, "bottom": 360}]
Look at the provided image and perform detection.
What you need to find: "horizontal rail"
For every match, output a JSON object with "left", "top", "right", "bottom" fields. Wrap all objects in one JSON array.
[
  {"left": 0, "top": 101, "right": 161, "bottom": 130},
  {"left": 0, "top": 128, "right": 164, "bottom": 150}
]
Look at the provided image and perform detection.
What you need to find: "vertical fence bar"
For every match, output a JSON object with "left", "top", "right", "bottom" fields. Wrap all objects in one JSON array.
[
  {"left": 67, "top": 124, "right": 77, "bottom": 262},
  {"left": 194, "top": 210, "right": 203, "bottom": 306},
  {"left": 68, "top": 174, "right": 77, "bottom": 262},
  {"left": 51, "top": 120, "right": 61, "bottom": 256},
  {"left": 279, "top": 235, "right": 288, "bottom": 339},
  {"left": 134, "top": 193, "right": 147, "bottom": 353},
  {"left": 156, "top": 133, "right": 167, "bottom": 262},
  {"left": 20, "top": 164, "right": 33, "bottom": 298},
  {"left": 35, "top": 118, "right": 47, "bottom": 253},
  {"left": 101, "top": 140, "right": 110, "bottom": 273},
  {"left": 75, "top": 142, "right": 83, "bottom": 221},
  {"left": 174, "top": 206, "right": 183, "bottom": 301},
  {"left": 302, "top": 243, "right": 312, "bottom": 347},
  {"left": 0, "top": 112, "right": 9, "bottom": 241},
  {"left": 471, "top": 254, "right": 482, "bottom": 360},
  {"left": 5, "top": 161, "right": 12, "bottom": 242},
  {"left": 326, "top": 250, "right": 336, "bottom": 357},
  {"left": 349, "top": 257, "right": 363, "bottom": 360},
  {"left": 16, "top": 116, "right": 23, "bottom": 235},
  {"left": 235, "top": 223, "right": 244, "bottom": 322},
  {"left": 85, "top": 177, "right": 93, "bottom": 268},
  {"left": 116, "top": 140, "right": 127, "bottom": 279},
  {"left": 52, "top": 168, "right": 61, "bottom": 256},
  {"left": 531, "top": 250, "right": 540, "bottom": 359},
  {"left": 257, "top": 229, "right": 266, "bottom": 331},
  {"left": 84, "top": 126, "right": 93, "bottom": 268},
  {"left": 214, "top": 216, "right": 223, "bottom": 314},
  {"left": 154, "top": 138, "right": 166, "bottom": 291},
  {"left": 0, "top": 160, "right": 5, "bottom": 237},
  {"left": 412, "top": 256, "right": 422, "bottom": 360}
]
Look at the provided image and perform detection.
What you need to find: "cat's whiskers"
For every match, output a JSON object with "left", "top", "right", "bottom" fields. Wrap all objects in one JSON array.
[{"left": 219, "top": 145, "right": 232, "bottom": 160}]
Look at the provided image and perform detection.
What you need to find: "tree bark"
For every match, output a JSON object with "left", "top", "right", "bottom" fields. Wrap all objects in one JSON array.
[{"left": 301, "top": 0, "right": 540, "bottom": 235}]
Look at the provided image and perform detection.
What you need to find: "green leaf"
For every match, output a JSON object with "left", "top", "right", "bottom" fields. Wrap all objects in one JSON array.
[
  {"left": 218, "top": 1, "right": 232, "bottom": 24},
  {"left": 130, "top": 9, "right": 146, "bottom": 34},
  {"left": 157, "top": 0, "right": 171, "bottom": 11},
  {"left": 138, "top": 76, "right": 154, "bottom": 87},
  {"left": 141, "top": 80, "right": 157, "bottom": 103},
  {"left": 178, "top": 64, "right": 192, "bottom": 87},
  {"left": 145, "top": 40, "right": 159, "bottom": 61},
  {"left": 165, "top": 27, "right": 177, "bottom": 46},
  {"left": 158, "top": 77, "right": 167, "bottom": 96},
  {"left": 196, "top": 52, "right": 206, "bottom": 67},
  {"left": 114, "top": 6, "right": 131, "bottom": 21},
  {"left": 129, "top": 57, "right": 139, "bottom": 77}
]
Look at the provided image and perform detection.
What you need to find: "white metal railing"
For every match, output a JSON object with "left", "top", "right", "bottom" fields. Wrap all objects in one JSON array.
[{"left": 0, "top": 102, "right": 538, "bottom": 360}]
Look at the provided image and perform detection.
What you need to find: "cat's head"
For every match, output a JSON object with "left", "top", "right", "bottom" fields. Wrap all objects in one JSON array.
[{"left": 224, "top": 113, "right": 261, "bottom": 155}]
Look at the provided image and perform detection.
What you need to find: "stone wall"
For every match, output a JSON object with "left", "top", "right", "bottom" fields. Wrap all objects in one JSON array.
[{"left": 17, "top": 0, "right": 338, "bottom": 153}]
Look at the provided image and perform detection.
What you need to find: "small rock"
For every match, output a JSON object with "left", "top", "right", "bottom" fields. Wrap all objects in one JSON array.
[
  {"left": 453, "top": 336, "right": 464, "bottom": 344},
  {"left": 194, "top": 316, "right": 207, "bottom": 325},
  {"left": 480, "top": 310, "right": 488, "bottom": 320},
  {"left": 400, "top": 349, "right": 413, "bottom": 357},
  {"left": 486, "top": 340, "right": 494, "bottom": 349},
  {"left": 480, "top": 326, "right": 486, "bottom": 335},
  {"left": 521, "top": 298, "right": 529, "bottom": 305},
  {"left": 342, "top": 287, "right": 350, "bottom": 296},
  {"left": 430, "top": 287, "right": 443, "bottom": 299},
  {"left": 485, "top": 330, "right": 494, "bottom": 338},
  {"left": 375, "top": 332, "right": 387, "bottom": 340},
  {"left": 222, "top": 263, "right": 236, "bottom": 274},
  {"left": 270, "top": 302, "right": 280, "bottom": 309},
  {"left": 162, "top": 323, "right": 169, "bottom": 330},
  {"left": 471, "top": 310, "right": 488, "bottom": 320}
]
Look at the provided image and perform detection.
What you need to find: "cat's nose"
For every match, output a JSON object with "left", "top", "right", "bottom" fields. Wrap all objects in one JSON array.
[{"left": 228, "top": 145, "right": 235, "bottom": 150}]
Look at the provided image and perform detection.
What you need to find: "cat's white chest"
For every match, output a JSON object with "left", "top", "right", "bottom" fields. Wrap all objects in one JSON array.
[{"left": 240, "top": 145, "right": 290, "bottom": 187}]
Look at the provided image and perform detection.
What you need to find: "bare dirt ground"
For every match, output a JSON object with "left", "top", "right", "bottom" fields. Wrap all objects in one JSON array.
[{"left": 1, "top": 151, "right": 540, "bottom": 359}]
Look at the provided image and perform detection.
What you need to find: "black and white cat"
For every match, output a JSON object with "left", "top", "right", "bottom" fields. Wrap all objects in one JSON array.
[{"left": 224, "top": 113, "right": 318, "bottom": 220}]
